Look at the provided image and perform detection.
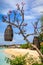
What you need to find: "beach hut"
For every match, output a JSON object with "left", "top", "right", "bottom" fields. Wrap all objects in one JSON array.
[{"left": 4, "top": 25, "right": 13, "bottom": 41}]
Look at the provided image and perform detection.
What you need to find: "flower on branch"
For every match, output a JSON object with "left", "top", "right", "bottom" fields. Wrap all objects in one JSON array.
[
  {"left": 16, "top": 3, "right": 19, "bottom": 6},
  {"left": 22, "top": 23, "right": 27, "bottom": 26},
  {"left": 9, "top": 10, "right": 12, "bottom": 13},
  {"left": 16, "top": 3, "right": 20, "bottom": 10},
  {"left": 4, "top": 16, "right": 7, "bottom": 18},
  {"left": 8, "top": 10, "right": 12, "bottom": 15},
  {"left": 21, "top": 2, "right": 25, "bottom": 6}
]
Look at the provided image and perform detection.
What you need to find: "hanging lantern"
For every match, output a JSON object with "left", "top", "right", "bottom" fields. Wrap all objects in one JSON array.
[
  {"left": 4, "top": 25, "right": 13, "bottom": 41},
  {"left": 33, "top": 36, "right": 40, "bottom": 49}
]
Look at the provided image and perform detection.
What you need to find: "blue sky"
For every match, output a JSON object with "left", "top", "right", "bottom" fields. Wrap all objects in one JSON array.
[{"left": 0, "top": 0, "right": 43, "bottom": 45}]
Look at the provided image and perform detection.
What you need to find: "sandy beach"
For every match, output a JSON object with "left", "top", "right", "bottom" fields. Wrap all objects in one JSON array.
[
  {"left": 4, "top": 48, "right": 41, "bottom": 64},
  {"left": 4, "top": 48, "right": 40, "bottom": 58},
  {"left": 4, "top": 48, "right": 38, "bottom": 55}
]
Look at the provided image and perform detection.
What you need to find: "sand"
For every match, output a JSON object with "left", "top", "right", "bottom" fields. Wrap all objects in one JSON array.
[
  {"left": 4, "top": 48, "right": 39, "bottom": 58},
  {"left": 4, "top": 48, "right": 41, "bottom": 64}
]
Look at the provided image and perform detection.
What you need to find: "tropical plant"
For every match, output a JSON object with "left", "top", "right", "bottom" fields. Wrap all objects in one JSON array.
[
  {"left": 40, "top": 45, "right": 43, "bottom": 54},
  {"left": 5, "top": 53, "right": 28, "bottom": 65},
  {"left": 38, "top": 33, "right": 43, "bottom": 43},
  {"left": 20, "top": 43, "right": 32, "bottom": 49},
  {"left": 5, "top": 53, "right": 42, "bottom": 65}
]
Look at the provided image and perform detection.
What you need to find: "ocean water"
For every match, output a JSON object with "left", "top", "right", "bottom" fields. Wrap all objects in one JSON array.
[{"left": 0, "top": 48, "right": 10, "bottom": 65}]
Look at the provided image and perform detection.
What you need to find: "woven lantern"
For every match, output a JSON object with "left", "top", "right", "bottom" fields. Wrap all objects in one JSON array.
[
  {"left": 33, "top": 36, "right": 40, "bottom": 49},
  {"left": 4, "top": 25, "right": 13, "bottom": 41}
]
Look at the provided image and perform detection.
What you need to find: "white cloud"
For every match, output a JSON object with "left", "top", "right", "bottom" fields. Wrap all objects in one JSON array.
[
  {"left": 31, "top": 6, "right": 43, "bottom": 14},
  {"left": 0, "top": 0, "right": 28, "bottom": 14},
  {"left": 28, "top": 0, "right": 43, "bottom": 16},
  {"left": 24, "top": 0, "right": 43, "bottom": 16},
  {"left": 24, "top": 15, "right": 35, "bottom": 20},
  {"left": 1, "top": 0, "right": 43, "bottom": 16},
  {"left": 28, "top": 0, "right": 43, "bottom": 11}
]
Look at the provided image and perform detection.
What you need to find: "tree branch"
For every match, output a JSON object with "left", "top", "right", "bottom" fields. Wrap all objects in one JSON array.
[{"left": 4, "top": 21, "right": 18, "bottom": 28}]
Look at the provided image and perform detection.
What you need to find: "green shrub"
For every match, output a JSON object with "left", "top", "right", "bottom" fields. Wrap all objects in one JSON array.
[
  {"left": 40, "top": 46, "right": 43, "bottom": 54},
  {"left": 5, "top": 53, "right": 28, "bottom": 65},
  {"left": 5, "top": 52, "right": 42, "bottom": 65},
  {"left": 20, "top": 43, "right": 32, "bottom": 49},
  {"left": 38, "top": 33, "right": 43, "bottom": 43}
]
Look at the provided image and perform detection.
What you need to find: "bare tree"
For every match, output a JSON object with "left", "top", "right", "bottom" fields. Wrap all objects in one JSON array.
[{"left": 2, "top": 2, "right": 43, "bottom": 60}]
